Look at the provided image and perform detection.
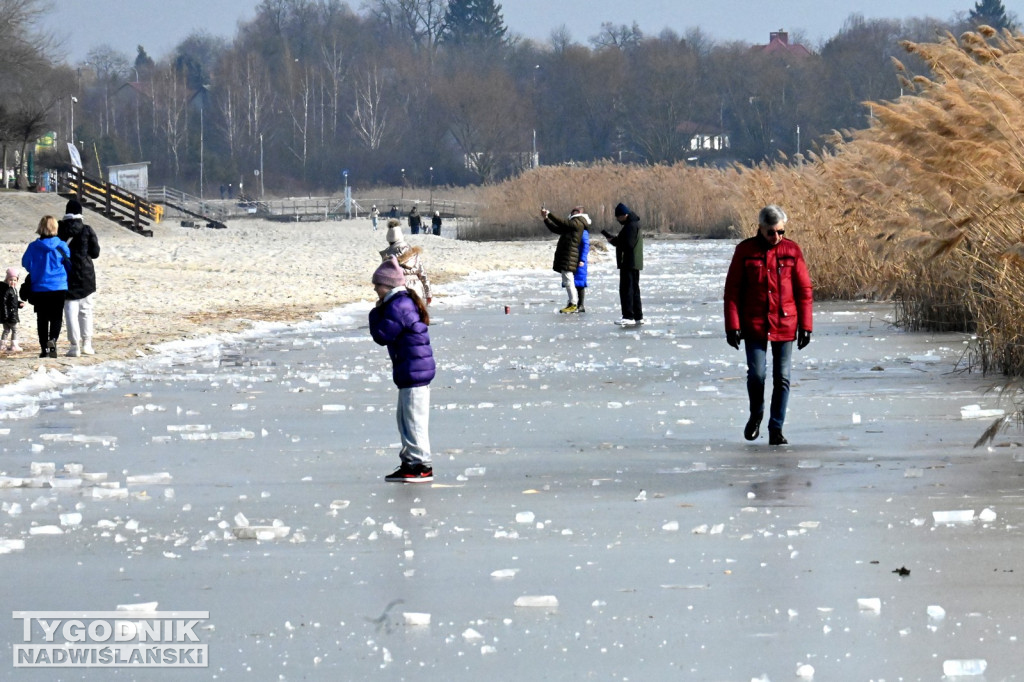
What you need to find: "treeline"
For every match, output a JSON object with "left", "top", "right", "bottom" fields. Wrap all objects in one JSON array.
[{"left": 0, "top": 0, "right": 1003, "bottom": 195}]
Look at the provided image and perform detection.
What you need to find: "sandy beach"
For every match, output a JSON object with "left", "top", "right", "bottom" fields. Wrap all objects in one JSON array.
[{"left": 0, "top": 192, "right": 551, "bottom": 387}]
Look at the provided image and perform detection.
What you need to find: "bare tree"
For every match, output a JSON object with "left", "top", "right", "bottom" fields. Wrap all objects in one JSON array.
[
  {"left": 366, "top": 0, "right": 448, "bottom": 59},
  {"left": 590, "top": 22, "right": 643, "bottom": 51},
  {"left": 349, "top": 66, "right": 389, "bottom": 150},
  {"left": 10, "top": 98, "right": 52, "bottom": 188}
]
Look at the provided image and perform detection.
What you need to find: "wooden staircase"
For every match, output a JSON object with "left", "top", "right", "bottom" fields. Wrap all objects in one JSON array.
[{"left": 56, "top": 167, "right": 160, "bottom": 237}]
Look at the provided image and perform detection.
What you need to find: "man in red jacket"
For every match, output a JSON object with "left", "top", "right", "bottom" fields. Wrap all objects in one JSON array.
[{"left": 724, "top": 205, "right": 813, "bottom": 445}]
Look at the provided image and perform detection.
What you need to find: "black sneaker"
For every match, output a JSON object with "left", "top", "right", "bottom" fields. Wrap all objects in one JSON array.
[
  {"left": 768, "top": 429, "right": 788, "bottom": 445},
  {"left": 47, "top": 339, "right": 57, "bottom": 359},
  {"left": 385, "top": 463, "right": 434, "bottom": 483},
  {"left": 744, "top": 415, "right": 761, "bottom": 441}
]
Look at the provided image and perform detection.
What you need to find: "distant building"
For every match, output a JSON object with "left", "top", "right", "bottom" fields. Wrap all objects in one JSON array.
[{"left": 752, "top": 30, "right": 812, "bottom": 58}]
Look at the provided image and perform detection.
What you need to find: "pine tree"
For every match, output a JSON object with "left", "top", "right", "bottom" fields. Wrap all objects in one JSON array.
[
  {"left": 969, "top": 0, "right": 1015, "bottom": 31},
  {"left": 441, "top": 0, "right": 508, "bottom": 48}
]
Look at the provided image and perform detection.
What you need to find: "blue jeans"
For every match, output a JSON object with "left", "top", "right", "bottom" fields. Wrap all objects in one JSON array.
[{"left": 744, "top": 338, "right": 793, "bottom": 432}]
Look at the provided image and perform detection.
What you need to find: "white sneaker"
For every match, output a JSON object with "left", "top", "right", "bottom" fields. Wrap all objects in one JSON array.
[
  {"left": 615, "top": 318, "right": 635, "bottom": 326},
  {"left": 82, "top": 344, "right": 95, "bottom": 356},
  {"left": 66, "top": 346, "right": 80, "bottom": 358}
]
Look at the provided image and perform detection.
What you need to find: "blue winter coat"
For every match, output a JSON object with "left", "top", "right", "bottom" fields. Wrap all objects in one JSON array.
[
  {"left": 22, "top": 236, "right": 70, "bottom": 293},
  {"left": 369, "top": 290, "right": 436, "bottom": 388},
  {"left": 574, "top": 228, "right": 590, "bottom": 288}
]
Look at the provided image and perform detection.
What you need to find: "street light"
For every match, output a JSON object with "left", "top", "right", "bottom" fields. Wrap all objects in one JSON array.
[
  {"left": 70, "top": 96, "right": 77, "bottom": 142},
  {"left": 259, "top": 133, "right": 265, "bottom": 200},
  {"left": 400, "top": 168, "right": 405, "bottom": 202},
  {"left": 429, "top": 166, "right": 434, "bottom": 214}
]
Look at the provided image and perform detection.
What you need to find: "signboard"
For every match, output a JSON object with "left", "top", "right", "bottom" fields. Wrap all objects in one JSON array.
[{"left": 107, "top": 162, "right": 150, "bottom": 193}]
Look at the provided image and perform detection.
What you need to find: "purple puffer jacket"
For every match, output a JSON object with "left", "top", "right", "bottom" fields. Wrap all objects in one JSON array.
[{"left": 369, "top": 290, "right": 436, "bottom": 388}]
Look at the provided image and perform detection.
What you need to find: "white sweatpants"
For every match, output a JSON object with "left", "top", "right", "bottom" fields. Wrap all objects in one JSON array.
[
  {"left": 64, "top": 294, "right": 95, "bottom": 349},
  {"left": 397, "top": 385, "right": 432, "bottom": 466},
  {"left": 561, "top": 271, "right": 578, "bottom": 305}
]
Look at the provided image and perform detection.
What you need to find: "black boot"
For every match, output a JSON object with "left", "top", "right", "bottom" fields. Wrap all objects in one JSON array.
[
  {"left": 576, "top": 287, "right": 585, "bottom": 313},
  {"left": 768, "top": 428, "right": 788, "bottom": 445},
  {"left": 744, "top": 414, "right": 761, "bottom": 441}
]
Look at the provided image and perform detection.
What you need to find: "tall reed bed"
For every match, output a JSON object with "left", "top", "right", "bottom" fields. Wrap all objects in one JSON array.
[{"left": 471, "top": 162, "right": 742, "bottom": 239}]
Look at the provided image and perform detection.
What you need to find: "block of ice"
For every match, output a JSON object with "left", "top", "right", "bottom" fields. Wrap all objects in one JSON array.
[
  {"left": 403, "top": 612, "right": 430, "bottom": 626},
  {"left": 514, "top": 595, "right": 558, "bottom": 608},
  {"left": 932, "top": 509, "right": 974, "bottom": 524}
]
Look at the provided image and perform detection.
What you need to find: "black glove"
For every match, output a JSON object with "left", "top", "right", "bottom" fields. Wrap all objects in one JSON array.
[
  {"left": 726, "top": 329, "right": 741, "bottom": 350},
  {"left": 601, "top": 229, "right": 613, "bottom": 239},
  {"left": 797, "top": 329, "right": 811, "bottom": 350}
]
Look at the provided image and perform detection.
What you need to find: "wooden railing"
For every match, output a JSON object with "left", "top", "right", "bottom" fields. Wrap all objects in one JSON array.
[{"left": 57, "top": 167, "right": 160, "bottom": 236}]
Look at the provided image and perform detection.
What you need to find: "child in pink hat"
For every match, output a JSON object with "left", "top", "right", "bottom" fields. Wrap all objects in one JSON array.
[
  {"left": 1, "top": 267, "right": 25, "bottom": 352},
  {"left": 368, "top": 258, "right": 436, "bottom": 482}
]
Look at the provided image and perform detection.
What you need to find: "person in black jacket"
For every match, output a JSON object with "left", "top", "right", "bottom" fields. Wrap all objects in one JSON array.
[
  {"left": 602, "top": 202, "right": 644, "bottom": 326},
  {"left": 58, "top": 199, "right": 101, "bottom": 357},
  {"left": 542, "top": 206, "right": 588, "bottom": 313},
  {"left": 408, "top": 206, "right": 422, "bottom": 235}
]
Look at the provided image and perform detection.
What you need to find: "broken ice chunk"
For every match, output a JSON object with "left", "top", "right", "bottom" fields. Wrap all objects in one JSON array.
[
  {"left": 126, "top": 472, "right": 173, "bottom": 485},
  {"left": 857, "top": 597, "right": 881, "bottom": 613},
  {"left": 927, "top": 605, "right": 946, "bottom": 620},
  {"left": 932, "top": 509, "right": 974, "bottom": 525},
  {"left": 29, "top": 525, "right": 63, "bottom": 535},
  {"left": 491, "top": 569, "right": 520, "bottom": 579},
  {"left": 514, "top": 595, "right": 558, "bottom": 608},
  {"left": 402, "top": 612, "right": 430, "bottom": 626},
  {"left": 960, "top": 404, "right": 1004, "bottom": 420},
  {"left": 978, "top": 508, "right": 997, "bottom": 522},
  {"left": 515, "top": 511, "right": 535, "bottom": 524},
  {"left": 117, "top": 601, "right": 158, "bottom": 612},
  {"left": 59, "top": 512, "right": 83, "bottom": 527},
  {"left": 942, "top": 659, "right": 987, "bottom": 676}
]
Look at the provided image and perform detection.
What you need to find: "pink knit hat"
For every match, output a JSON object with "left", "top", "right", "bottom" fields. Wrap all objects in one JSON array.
[
  {"left": 5, "top": 268, "right": 17, "bottom": 281},
  {"left": 372, "top": 257, "right": 406, "bottom": 289}
]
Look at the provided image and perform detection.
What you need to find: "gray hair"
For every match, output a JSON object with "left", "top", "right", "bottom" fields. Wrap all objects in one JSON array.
[{"left": 758, "top": 205, "right": 787, "bottom": 227}]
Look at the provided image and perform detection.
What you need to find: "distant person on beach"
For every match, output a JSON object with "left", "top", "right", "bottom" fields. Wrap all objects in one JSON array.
[
  {"left": 1, "top": 267, "right": 24, "bottom": 352},
  {"left": 21, "top": 215, "right": 70, "bottom": 358},
  {"left": 601, "top": 202, "right": 643, "bottom": 326},
  {"left": 431, "top": 210, "right": 442, "bottom": 236},
  {"left": 542, "top": 206, "right": 589, "bottom": 314},
  {"left": 369, "top": 256, "right": 435, "bottom": 483},
  {"left": 371, "top": 205, "right": 380, "bottom": 231},
  {"left": 58, "top": 198, "right": 101, "bottom": 357},
  {"left": 380, "top": 219, "right": 432, "bottom": 304},
  {"left": 408, "top": 206, "right": 422, "bottom": 235},
  {"left": 389, "top": 205, "right": 398, "bottom": 219},
  {"left": 723, "top": 204, "right": 813, "bottom": 446}
]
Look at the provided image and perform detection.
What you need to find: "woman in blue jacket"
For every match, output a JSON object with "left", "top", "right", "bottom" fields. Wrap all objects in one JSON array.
[{"left": 22, "top": 215, "right": 70, "bottom": 358}]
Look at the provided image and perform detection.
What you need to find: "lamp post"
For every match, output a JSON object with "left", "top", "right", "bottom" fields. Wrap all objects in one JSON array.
[
  {"left": 429, "top": 166, "right": 434, "bottom": 214},
  {"left": 199, "top": 105, "right": 204, "bottom": 199},
  {"left": 259, "top": 133, "right": 265, "bottom": 200},
  {"left": 400, "top": 168, "right": 405, "bottom": 203},
  {"left": 70, "top": 95, "right": 77, "bottom": 142}
]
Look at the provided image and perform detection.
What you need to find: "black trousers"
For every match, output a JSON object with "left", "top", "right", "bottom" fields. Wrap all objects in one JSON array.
[
  {"left": 32, "top": 290, "right": 65, "bottom": 349},
  {"left": 618, "top": 269, "right": 642, "bottom": 320}
]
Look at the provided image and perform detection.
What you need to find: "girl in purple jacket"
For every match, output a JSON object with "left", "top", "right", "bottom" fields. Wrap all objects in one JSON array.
[{"left": 369, "top": 257, "right": 436, "bottom": 482}]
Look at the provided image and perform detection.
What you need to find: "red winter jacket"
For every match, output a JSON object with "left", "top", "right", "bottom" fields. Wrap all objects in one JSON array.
[{"left": 724, "top": 235, "right": 813, "bottom": 342}]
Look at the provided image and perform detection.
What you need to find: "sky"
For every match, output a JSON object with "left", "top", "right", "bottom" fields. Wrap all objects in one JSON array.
[{"left": 40, "top": 0, "right": 1020, "bottom": 64}]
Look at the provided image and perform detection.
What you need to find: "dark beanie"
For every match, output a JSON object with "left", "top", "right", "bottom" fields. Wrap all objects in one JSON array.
[
  {"left": 614, "top": 202, "right": 630, "bottom": 217},
  {"left": 65, "top": 198, "right": 83, "bottom": 215}
]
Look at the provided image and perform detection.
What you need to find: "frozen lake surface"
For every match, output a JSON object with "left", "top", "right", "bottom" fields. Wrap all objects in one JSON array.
[{"left": 1, "top": 241, "right": 1022, "bottom": 681}]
